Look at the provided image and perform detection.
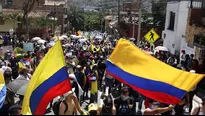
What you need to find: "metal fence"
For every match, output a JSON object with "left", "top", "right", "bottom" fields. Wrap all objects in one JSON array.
[
  {"left": 167, "top": 0, "right": 205, "bottom": 9},
  {"left": 190, "top": 0, "right": 205, "bottom": 9}
]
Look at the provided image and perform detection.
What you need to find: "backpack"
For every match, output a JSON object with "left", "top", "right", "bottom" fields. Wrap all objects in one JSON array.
[{"left": 52, "top": 100, "right": 68, "bottom": 115}]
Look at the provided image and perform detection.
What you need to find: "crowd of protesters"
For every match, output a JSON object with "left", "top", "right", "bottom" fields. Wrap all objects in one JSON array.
[{"left": 0, "top": 32, "right": 205, "bottom": 115}]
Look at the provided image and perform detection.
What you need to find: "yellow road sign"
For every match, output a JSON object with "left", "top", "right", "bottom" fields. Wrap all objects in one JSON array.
[{"left": 144, "top": 28, "right": 160, "bottom": 44}]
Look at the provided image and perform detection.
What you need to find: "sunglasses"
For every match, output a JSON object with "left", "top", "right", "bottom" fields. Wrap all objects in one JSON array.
[{"left": 123, "top": 91, "right": 129, "bottom": 94}]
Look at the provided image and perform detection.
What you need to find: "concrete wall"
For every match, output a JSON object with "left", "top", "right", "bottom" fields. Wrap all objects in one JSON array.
[
  {"left": 163, "top": 1, "right": 191, "bottom": 55},
  {"left": 0, "top": 20, "right": 18, "bottom": 32},
  {"left": 163, "top": 1, "right": 180, "bottom": 54},
  {"left": 185, "top": 8, "right": 205, "bottom": 62}
]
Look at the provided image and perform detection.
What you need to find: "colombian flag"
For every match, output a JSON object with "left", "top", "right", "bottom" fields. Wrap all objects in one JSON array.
[
  {"left": 0, "top": 72, "right": 6, "bottom": 108},
  {"left": 22, "top": 40, "right": 72, "bottom": 115},
  {"left": 106, "top": 39, "right": 204, "bottom": 105}
]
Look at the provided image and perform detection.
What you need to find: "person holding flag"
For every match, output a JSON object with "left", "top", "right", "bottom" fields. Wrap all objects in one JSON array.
[
  {"left": 22, "top": 40, "right": 72, "bottom": 115},
  {"left": 106, "top": 39, "right": 204, "bottom": 105}
]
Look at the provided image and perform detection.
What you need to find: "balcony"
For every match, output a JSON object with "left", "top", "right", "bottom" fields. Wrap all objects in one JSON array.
[
  {"left": 189, "top": 8, "right": 205, "bottom": 27},
  {"left": 193, "top": 35, "right": 205, "bottom": 49},
  {"left": 189, "top": 0, "right": 205, "bottom": 27},
  {"left": 190, "top": 0, "right": 205, "bottom": 9}
]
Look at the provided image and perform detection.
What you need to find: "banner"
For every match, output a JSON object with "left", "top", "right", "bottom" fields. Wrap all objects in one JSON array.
[{"left": 23, "top": 43, "right": 34, "bottom": 52}]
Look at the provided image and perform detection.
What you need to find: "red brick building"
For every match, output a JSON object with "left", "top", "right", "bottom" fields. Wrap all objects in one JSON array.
[{"left": 0, "top": 0, "right": 69, "bottom": 38}]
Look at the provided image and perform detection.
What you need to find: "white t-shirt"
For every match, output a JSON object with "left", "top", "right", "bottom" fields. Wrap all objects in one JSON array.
[
  {"left": 181, "top": 54, "right": 186, "bottom": 62},
  {"left": 190, "top": 70, "right": 197, "bottom": 91}
]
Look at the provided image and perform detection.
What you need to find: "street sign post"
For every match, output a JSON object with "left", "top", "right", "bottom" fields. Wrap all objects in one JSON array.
[{"left": 144, "top": 28, "right": 160, "bottom": 44}]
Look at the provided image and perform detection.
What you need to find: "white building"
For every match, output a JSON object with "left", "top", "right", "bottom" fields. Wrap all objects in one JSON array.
[{"left": 162, "top": 0, "right": 195, "bottom": 55}]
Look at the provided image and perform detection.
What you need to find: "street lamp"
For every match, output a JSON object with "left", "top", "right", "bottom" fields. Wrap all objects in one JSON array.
[
  {"left": 128, "top": 10, "right": 138, "bottom": 38},
  {"left": 131, "top": 19, "right": 138, "bottom": 38}
]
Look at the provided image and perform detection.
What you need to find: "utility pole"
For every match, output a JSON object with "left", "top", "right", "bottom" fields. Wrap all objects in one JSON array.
[
  {"left": 118, "top": 0, "right": 120, "bottom": 26},
  {"left": 52, "top": 3, "right": 57, "bottom": 35},
  {"left": 132, "top": 21, "right": 135, "bottom": 38},
  {"left": 137, "top": 0, "right": 141, "bottom": 46}
]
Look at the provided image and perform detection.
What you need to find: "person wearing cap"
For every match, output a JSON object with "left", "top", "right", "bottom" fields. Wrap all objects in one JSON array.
[
  {"left": 191, "top": 97, "right": 205, "bottom": 115},
  {"left": 88, "top": 103, "right": 99, "bottom": 115}
]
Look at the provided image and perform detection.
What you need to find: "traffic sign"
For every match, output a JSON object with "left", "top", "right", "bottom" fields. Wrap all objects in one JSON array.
[{"left": 144, "top": 28, "right": 160, "bottom": 44}]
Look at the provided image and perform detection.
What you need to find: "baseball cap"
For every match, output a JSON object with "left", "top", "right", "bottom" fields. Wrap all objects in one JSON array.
[{"left": 88, "top": 103, "right": 98, "bottom": 112}]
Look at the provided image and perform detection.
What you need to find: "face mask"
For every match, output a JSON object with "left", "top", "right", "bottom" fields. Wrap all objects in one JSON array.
[
  {"left": 70, "top": 80, "right": 74, "bottom": 85},
  {"left": 121, "top": 94, "right": 129, "bottom": 101}
]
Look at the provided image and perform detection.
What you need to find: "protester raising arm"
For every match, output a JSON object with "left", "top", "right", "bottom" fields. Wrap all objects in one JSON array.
[
  {"left": 143, "top": 105, "right": 174, "bottom": 115},
  {"left": 72, "top": 95, "right": 84, "bottom": 115}
]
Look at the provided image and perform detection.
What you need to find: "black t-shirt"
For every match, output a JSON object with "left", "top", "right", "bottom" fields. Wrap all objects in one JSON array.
[
  {"left": 74, "top": 71, "right": 85, "bottom": 87},
  {"left": 174, "top": 104, "right": 185, "bottom": 115},
  {"left": 0, "top": 103, "right": 12, "bottom": 115},
  {"left": 101, "top": 105, "right": 113, "bottom": 115},
  {"left": 114, "top": 96, "right": 133, "bottom": 115}
]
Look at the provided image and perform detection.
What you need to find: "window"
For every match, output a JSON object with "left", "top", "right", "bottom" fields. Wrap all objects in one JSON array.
[
  {"left": 64, "top": 8, "right": 67, "bottom": 14},
  {"left": 193, "top": 35, "right": 205, "bottom": 49},
  {"left": 5, "top": 0, "right": 12, "bottom": 5},
  {"left": 168, "top": 11, "right": 175, "bottom": 31}
]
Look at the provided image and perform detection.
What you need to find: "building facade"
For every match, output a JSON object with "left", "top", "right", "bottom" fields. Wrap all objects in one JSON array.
[
  {"left": 163, "top": 0, "right": 194, "bottom": 55},
  {"left": 37, "top": 0, "right": 69, "bottom": 34},
  {"left": 185, "top": 0, "right": 205, "bottom": 64},
  {"left": 0, "top": 0, "right": 69, "bottom": 36}
]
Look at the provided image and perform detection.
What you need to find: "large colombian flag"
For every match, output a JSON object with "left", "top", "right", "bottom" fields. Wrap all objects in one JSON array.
[
  {"left": 22, "top": 40, "right": 72, "bottom": 115},
  {"left": 0, "top": 72, "right": 6, "bottom": 108},
  {"left": 106, "top": 39, "right": 204, "bottom": 105}
]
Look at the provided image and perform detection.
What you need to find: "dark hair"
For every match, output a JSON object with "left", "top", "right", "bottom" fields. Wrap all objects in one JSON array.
[
  {"left": 103, "top": 95, "right": 113, "bottom": 107},
  {"left": 121, "top": 86, "right": 129, "bottom": 94},
  {"left": 4, "top": 70, "right": 12, "bottom": 80},
  {"left": 8, "top": 105, "right": 22, "bottom": 115},
  {"left": 89, "top": 110, "right": 97, "bottom": 115},
  {"left": 202, "top": 97, "right": 205, "bottom": 101}
]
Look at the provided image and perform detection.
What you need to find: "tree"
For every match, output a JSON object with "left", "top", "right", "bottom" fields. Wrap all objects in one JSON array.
[
  {"left": 151, "top": 0, "right": 167, "bottom": 29},
  {"left": 84, "top": 11, "right": 103, "bottom": 31},
  {"left": 32, "top": 16, "right": 57, "bottom": 29},
  {"left": 68, "top": 5, "right": 84, "bottom": 30},
  {"left": 22, "top": 0, "right": 39, "bottom": 38},
  {"left": 7, "top": 13, "right": 20, "bottom": 31},
  {"left": 141, "top": 0, "right": 167, "bottom": 29}
]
